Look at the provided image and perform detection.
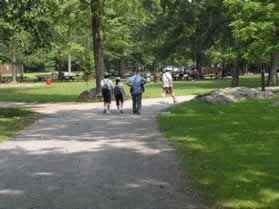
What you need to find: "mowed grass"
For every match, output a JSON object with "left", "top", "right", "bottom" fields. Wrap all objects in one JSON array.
[
  {"left": 0, "top": 82, "right": 93, "bottom": 103},
  {"left": 160, "top": 98, "right": 279, "bottom": 209},
  {"left": 0, "top": 75, "right": 262, "bottom": 103},
  {"left": 0, "top": 109, "right": 35, "bottom": 142}
]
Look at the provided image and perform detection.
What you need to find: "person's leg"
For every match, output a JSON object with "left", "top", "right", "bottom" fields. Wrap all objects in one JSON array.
[
  {"left": 120, "top": 96, "right": 124, "bottom": 113},
  {"left": 116, "top": 96, "right": 120, "bottom": 112},
  {"left": 103, "top": 91, "right": 109, "bottom": 113},
  {"left": 104, "top": 92, "right": 111, "bottom": 114},
  {"left": 170, "top": 88, "right": 176, "bottom": 103},
  {"left": 108, "top": 93, "right": 112, "bottom": 113},
  {"left": 162, "top": 88, "right": 166, "bottom": 97},
  {"left": 103, "top": 102, "right": 107, "bottom": 113},
  {"left": 171, "top": 93, "right": 176, "bottom": 103},
  {"left": 107, "top": 103, "right": 111, "bottom": 113},
  {"left": 137, "top": 94, "right": 142, "bottom": 114},
  {"left": 132, "top": 95, "right": 137, "bottom": 114}
]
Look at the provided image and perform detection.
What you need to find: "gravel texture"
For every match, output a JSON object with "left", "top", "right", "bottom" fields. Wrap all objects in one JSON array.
[{"left": 0, "top": 96, "right": 207, "bottom": 209}]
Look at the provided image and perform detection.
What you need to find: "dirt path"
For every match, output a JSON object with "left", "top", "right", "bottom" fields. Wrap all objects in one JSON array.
[{"left": 0, "top": 96, "right": 206, "bottom": 209}]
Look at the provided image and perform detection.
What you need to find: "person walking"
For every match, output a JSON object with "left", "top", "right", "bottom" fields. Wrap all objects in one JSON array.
[
  {"left": 101, "top": 73, "right": 113, "bottom": 114},
  {"left": 162, "top": 69, "right": 176, "bottom": 103},
  {"left": 114, "top": 77, "right": 126, "bottom": 113},
  {"left": 127, "top": 70, "right": 146, "bottom": 115}
]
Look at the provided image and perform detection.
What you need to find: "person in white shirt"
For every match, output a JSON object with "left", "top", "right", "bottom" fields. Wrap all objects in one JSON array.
[
  {"left": 162, "top": 69, "right": 176, "bottom": 103},
  {"left": 100, "top": 73, "right": 113, "bottom": 114}
]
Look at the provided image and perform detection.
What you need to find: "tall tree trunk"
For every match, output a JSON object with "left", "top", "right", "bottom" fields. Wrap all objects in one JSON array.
[
  {"left": 11, "top": 56, "right": 17, "bottom": 83},
  {"left": 232, "top": 39, "right": 240, "bottom": 87},
  {"left": 119, "top": 53, "right": 125, "bottom": 77},
  {"left": 68, "top": 54, "right": 72, "bottom": 74},
  {"left": 195, "top": 52, "right": 202, "bottom": 69},
  {"left": 231, "top": 59, "right": 240, "bottom": 87},
  {"left": 261, "top": 64, "right": 265, "bottom": 91},
  {"left": 269, "top": 50, "right": 279, "bottom": 86},
  {"left": 90, "top": 0, "right": 105, "bottom": 96},
  {"left": 19, "top": 65, "right": 24, "bottom": 82}
]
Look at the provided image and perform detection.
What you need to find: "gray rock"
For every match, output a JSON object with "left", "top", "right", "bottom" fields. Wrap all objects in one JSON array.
[
  {"left": 196, "top": 87, "right": 273, "bottom": 104},
  {"left": 272, "top": 102, "right": 279, "bottom": 107},
  {"left": 79, "top": 88, "right": 97, "bottom": 99}
]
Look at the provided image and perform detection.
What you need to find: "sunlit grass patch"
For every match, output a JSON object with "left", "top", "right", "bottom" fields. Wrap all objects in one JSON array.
[
  {"left": 0, "top": 75, "right": 263, "bottom": 103},
  {"left": 160, "top": 98, "right": 279, "bottom": 209}
]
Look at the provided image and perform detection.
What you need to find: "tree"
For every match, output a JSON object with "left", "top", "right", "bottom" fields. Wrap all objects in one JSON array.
[
  {"left": 0, "top": 0, "right": 56, "bottom": 82},
  {"left": 225, "top": 0, "right": 279, "bottom": 86}
]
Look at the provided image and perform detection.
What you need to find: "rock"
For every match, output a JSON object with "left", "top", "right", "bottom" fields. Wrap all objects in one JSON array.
[
  {"left": 160, "top": 111, "right": 171, "bottom": 116},
  {"left": 272, "top": 102, "right": 279, "bottom": 107},
  {"left": 79, "top": 88, "right": 97, "bottom": 99},
  {"left": 196, "top": 87, "right": 273, "bottom": 104}
]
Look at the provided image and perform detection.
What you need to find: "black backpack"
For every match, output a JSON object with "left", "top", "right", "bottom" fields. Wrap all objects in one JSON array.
[
  {"left": 114, "top": 84, "right": 122, "bottom": 96},
  {"left": 102, "top": 80, "right": 110, "bottom": 94}
]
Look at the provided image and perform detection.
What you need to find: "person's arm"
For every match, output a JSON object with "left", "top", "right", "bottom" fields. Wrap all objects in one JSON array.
[
  {"left": 120, "top": 84, "right": 126, "bottom": 97},
  {"left": 100, "top": 79, "right": 104, "bottom": 87},
  {"left": 109, "top": 80, "right": 114, "bottom": 94},
  {"left": 162, "top": 73, "right": 166, "bottom": 84},
  {"left": 126, "top": 77, "right": 132, "bottom": 87},
  {"left": 169, "top": 73, "right": 174, "bottom": 85},
  {"left": 141, "top": 76, "right": 146, "bottom": 85}
]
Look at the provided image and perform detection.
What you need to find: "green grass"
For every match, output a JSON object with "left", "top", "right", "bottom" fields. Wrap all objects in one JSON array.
[
  {"left": 0, "top": 82, "right": 93, "bottom": 103},
  {"left": 0, "top": 109, "right": 35, "bottom": 142},
  {"left": 160, "top": 98, "right": 279, "bottom": 209},
  {"left": 0, "top": 75, "right": 262, "bottom": 103}
]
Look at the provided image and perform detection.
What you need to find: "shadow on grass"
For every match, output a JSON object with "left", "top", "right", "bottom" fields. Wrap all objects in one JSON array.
[
  {"left": 160, "top": 98, "right": 279, "bottom": 208},
  {"left": 0, "top": 109, "right": 35, "bottom": 141}
]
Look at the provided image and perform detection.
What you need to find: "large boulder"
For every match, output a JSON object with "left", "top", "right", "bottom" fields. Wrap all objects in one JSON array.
[
  {"left": 79, "top": 88, "right": 97, "bottom": 99},
  {"left": 195, "top": 87, "right": 273, "bottom": 103}
]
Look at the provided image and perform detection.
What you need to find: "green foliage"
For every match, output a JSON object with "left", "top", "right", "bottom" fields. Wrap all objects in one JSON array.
[
  {"left": 1, "top": 0, "right": 278, "bottom": 77},
  {"left": 224, "top": 0, "right": 279, "bottom": 63},
  {"left": 0, "top": 0, "right": 57, "bottom": 63}
]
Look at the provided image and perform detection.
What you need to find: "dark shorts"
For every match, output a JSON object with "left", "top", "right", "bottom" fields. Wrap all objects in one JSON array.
[
  {"left": 163, "top": 87, "right": 173, "bottom": 94},
  {"left": 115, "top": 94, "right": 124, "bottom": 106},
  {"left": 102, "top": 90, "right": 112, "bottom": 103}
]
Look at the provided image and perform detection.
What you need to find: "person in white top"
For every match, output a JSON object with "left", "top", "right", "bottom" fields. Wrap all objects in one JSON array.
[
  {"left": 162, "top": 69, "right": 176, "bottom": 103},
  {"left": 100, "top": 73, "right": 113, "bottom": 114}
]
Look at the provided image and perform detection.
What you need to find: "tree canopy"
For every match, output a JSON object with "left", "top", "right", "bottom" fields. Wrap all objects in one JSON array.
[{"left": 0, "top": 0, "right": 278, "bottom": 87}]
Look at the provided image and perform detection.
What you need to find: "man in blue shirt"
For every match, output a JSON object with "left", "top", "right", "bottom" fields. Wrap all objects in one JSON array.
[{"left": 127, "top": 70, "right": 146, "bottom": 115}]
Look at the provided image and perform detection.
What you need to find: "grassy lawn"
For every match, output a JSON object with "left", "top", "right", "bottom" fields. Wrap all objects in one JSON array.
[
  {"left": 0, "top": 75, "right": 262, "bottom": 103},
  {"left": 160, "top": 98, "right": 279, "bottom": 209},
  {"left": 0, "top": 109, "right": 35, "bottom": 142},
  {"left": 0, "top": 82, "right": 93, "bottom": 103}
]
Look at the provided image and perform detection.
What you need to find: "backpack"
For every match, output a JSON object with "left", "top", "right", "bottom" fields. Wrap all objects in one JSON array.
[
  {"left": 114, "top": 84, "right": 122, "bottom": 96},
  {"left": 102, "top": 79, "right": 111, "bottom": 94}
]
